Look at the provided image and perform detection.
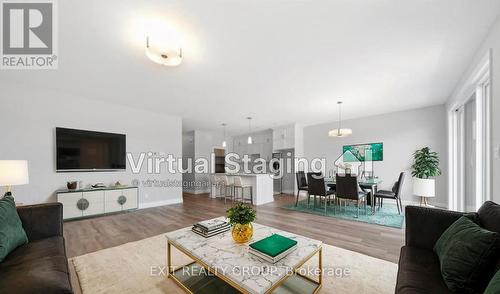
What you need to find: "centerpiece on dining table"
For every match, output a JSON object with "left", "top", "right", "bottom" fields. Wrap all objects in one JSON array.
[{"left": 226, "top": 202, "right": 256, "bottom": 243}]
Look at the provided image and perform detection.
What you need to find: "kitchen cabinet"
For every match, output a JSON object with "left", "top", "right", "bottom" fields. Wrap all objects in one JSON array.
[
  {"left": 273, "top": 125, "right": 295, "bottom": 150},
  {"left": 231, "top": 131, "right": 273, "bottom": 162}
]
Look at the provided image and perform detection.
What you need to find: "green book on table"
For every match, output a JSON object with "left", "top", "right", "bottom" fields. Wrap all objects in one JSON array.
[{"left": 249, "top": 234, "right": 298, "bottom": 257}]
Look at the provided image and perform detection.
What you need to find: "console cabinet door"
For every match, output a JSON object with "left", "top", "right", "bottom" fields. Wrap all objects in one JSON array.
[
  {"left": 105, "top": 190, "right": 123, "bottom": 213},
  {"left": 105, "top": 189, "right": 138, "bottom": 212},
  {"left": 121, "top": 189, "right": 138, "bottom": 210},
  {"left": 58, "top": 192, "right": 83, "bottom": 219},
  {"left": 82, "top": 191, "right": 105, "bottom": 216}
]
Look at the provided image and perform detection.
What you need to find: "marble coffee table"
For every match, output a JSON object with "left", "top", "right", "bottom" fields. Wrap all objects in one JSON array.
[{"left": 165, "top": 218, "right": 323, "bottom": 294}]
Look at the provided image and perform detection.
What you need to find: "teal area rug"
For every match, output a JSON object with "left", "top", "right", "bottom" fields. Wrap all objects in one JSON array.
[{"left": 282, "top": 199, "right": 405, "bottom": 229}]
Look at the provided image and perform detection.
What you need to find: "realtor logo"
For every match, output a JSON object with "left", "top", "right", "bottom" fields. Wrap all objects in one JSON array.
[{"left": 1, "top": 0, "right": 58, "bottom": 69}]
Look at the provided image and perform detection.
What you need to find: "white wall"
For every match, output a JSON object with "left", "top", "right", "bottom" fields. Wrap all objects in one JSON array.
[
  {"left": 182, "top": 131, "right": 196, "bottom": 193},
  {"left": 1, "top": 86, "right": 183, "bottom": 207},
  {"left": 448, "top": 15, "right": 500, "bottom": 204},
  {"left": 293, "top": 124, "right": 304, "bottom": 194},
  {"left": 194, "top": 130, "right": 224, "bottom": 194},
  {"left": 181, "top": 130, "right": 224, "bottom": 194},
  {"left": 303, "top": 105, "right": 448, "bottom": 206}
]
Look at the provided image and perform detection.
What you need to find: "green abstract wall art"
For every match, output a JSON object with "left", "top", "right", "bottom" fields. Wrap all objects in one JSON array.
[{"left": 343, "top": 142, "right": 383, "bottom": 162}]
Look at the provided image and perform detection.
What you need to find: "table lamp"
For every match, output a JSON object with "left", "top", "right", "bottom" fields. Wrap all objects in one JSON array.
[{"left": 0, "top": 160, "right": 29, "bottom": 198}]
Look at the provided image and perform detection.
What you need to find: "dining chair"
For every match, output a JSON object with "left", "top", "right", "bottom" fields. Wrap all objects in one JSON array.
[
  {"left": 335, "top": 174, "right": 368, "bottom": 218},
  {"left": 307, "top": 172, "right": 335, "bottom": 215},
  {"left": 374, "top": 172, "right": 405, "bottom": 214},
  {"left": 295, "top": 171, "right": 309, "bottom": 206}
]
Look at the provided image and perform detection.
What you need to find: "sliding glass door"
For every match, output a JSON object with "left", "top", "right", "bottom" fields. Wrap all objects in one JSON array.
[{"left": 449, "top": 78, "right": 491, "bottom": 212}]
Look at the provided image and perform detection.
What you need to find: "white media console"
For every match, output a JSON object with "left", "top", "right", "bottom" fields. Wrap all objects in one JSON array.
[{"left": 57, "top": 186, "right": 138, "bottom": 220}]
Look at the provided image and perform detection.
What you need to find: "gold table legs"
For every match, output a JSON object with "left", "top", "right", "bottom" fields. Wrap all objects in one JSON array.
[{"left": 166, "top": 240, "right": 323, "bottom": 294}]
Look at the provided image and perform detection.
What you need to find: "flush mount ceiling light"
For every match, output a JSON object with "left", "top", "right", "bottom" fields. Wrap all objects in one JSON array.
[
  {"left": 221, "top": 123, "right": 227, "bottom": 148},
  {"left": 145, "top": 36, "right": 183, "bottom": 66},
  {"left": 247, "top": 117, "right": 253, "bottom": 144},
  {"left": 328, "top": 101, "right": 353, "bottom": 137}
]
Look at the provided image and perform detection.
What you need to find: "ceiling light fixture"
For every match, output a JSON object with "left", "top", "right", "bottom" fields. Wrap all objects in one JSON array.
[
  {"left": 145, "top": 36, "right": 183, "bottom": 66},
  {"left": 247, "top": 117, "right": 253, "bottom": 144},
  {"left": 328, "top": 101, "right": 353, "bottom": 137},
  {"left": 222, "top": 123, "right": 227, "bottom": 148}
]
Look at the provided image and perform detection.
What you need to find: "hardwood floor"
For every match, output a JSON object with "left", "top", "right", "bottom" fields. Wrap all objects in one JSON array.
[
  {"left": 66, "top": 193, "right": 404, "bottom": 293},
  {"left": 65, "top": 193, "right": 404, "bottom": 263}
]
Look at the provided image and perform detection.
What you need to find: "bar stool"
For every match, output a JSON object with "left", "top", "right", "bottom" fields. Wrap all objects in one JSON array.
[
  {"left": 209, "top": 175, "right": 220, "bottom": 198},
  {"left": 221, "top": 175, "right": 234, "bottom": 204},
  {"left": 233, "top": 176, "right": 253, "bottom": 204}
]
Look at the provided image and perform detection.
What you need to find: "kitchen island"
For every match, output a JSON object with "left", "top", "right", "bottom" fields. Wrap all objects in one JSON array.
[{"left": 210, "top": 173, "right": 274, "bottom": 205}]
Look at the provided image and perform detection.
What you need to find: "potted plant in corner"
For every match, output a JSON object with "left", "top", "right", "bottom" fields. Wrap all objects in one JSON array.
[
  {"left": 411, "top": 147, "right": 441, "bottom": 206},
  {"left": 226, "top": 202, "right": 256, "bottom": 243}
]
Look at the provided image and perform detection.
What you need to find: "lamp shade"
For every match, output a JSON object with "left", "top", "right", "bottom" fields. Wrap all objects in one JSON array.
[
  {"left": 412, "top": 177, "right": 435, "bottom": 197},
  {"left": 0, "top": 160, "right": 29, "bottom": 186},
  {"left": 145, "top": 36, "right": 182, "bottom": 66},
  {"left": 328, "top": 128, "right": 353, "bottom": 137}
]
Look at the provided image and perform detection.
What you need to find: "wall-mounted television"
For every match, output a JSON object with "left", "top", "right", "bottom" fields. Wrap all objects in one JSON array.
[
  {"left": 56, "top": 127, "right": 126, "bottom": 172},
  {"left": 342, "top": 142, "right": 383, "bottom": 162}
]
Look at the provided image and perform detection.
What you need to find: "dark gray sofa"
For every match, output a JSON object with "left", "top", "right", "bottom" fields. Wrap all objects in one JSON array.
[
  {"left": 0, "top": 203, "right": 73, "bottom": 293},
  {"left": 396, "top": 201, "right": 500, "bottom": 293}
]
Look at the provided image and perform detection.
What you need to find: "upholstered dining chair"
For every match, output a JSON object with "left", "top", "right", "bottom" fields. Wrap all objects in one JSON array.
[
  {"left": 335, "top": 174, "right": 368, "bottom": 218},
  {"left": 374, "top": 172, "right": 405, "bottom": 214},
  {"left": 306, "top": 172, "right": 335, "bottom": 215},
  {"left": 295, "top": 171, "right": 309, "bottom": 206}
]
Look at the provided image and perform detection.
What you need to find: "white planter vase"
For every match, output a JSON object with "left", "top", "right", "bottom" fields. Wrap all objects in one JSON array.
[{"left": 413, "top": 177, "right": 435, "bottom": 197}]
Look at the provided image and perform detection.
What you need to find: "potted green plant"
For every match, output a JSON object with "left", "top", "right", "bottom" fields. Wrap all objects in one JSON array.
[
  {"left": 226, "top": 202, "right": 256, "bottom": 243},
  {"left": 411, "top": 147, "right": 441, "bottom": 206}
]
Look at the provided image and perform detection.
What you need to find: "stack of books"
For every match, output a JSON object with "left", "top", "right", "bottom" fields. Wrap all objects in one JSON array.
[
  {"left": 249, "top": 234, "right": 298, "bottom": 263},
  {"left": 192, "top": 218, "right": 231, "bottom": 238}
]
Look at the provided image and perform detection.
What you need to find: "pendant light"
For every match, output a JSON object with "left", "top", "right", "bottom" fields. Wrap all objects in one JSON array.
[
  {"left": 247, "top": 117, "right": 253, "bottom": 144},
  {"left": 221, "top": 123, "right": 227, "bottom": 148},
  {"left": 328, "top": 101, "right": 353, "bottom": 137}
]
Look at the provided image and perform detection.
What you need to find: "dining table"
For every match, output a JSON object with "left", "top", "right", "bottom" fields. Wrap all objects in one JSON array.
[{"left": 324, "top": 177, "right": 383, "bottom": 214}]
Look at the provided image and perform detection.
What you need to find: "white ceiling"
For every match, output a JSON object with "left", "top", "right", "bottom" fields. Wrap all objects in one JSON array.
[{"left": 2, "top": 0, "right": 500, "bottom": 135}]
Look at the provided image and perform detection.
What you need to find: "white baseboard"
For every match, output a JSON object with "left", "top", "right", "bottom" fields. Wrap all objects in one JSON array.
[
  {"left": 183, "top": 189, "right": 210, "bottom": 195},
  {"left": 139, "top": 198, "right": 183, "bottom": 209},
  {"left": 374, "top": 197, "right": 448, "bottom": 209},
  {"left": 400, "top": 199, "right": 448, "bottom": 209}
]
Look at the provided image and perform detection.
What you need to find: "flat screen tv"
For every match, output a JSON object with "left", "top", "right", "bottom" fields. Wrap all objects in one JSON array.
[
  {"left": 56, "top": 127, "right": 126, "bottom": 172},
  {"left": 342, "top": 142, "right": 383, "bottom": 162}
]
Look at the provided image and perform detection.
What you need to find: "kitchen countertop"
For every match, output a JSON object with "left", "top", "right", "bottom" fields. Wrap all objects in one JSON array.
[
  {"left": 211, "top": 174, "right": 274, "bottom": 205},
  {"left": 214, "top": 173, "right": 274, "bottom": 177}
]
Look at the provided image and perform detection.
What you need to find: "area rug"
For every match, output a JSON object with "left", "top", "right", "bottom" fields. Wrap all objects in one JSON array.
[
  {"left": 71, "top": 231, "right": 397, "bottom": 294},
  {"left": 282, "top": 200, "right": 405, "bottom": 229}
]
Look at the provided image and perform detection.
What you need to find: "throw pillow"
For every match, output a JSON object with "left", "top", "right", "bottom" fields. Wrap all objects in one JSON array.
[
  {"left": 434, "top": 216, "right": 499, "bottom": 293},
  {"left": 0, "top": 195, "right": 28, "bottom": 262}
]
